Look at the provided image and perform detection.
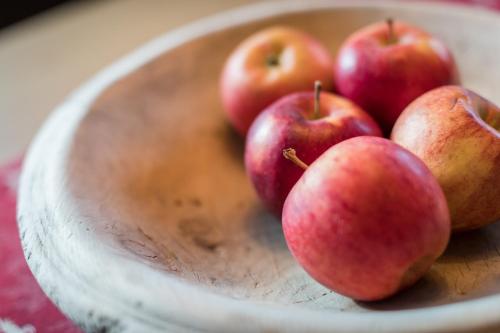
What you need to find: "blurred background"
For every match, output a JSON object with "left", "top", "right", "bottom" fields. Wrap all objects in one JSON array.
[
  {"left": 1, "top": 0, "right": 73, "bottom": 29},
  {"left": 1, "top": 0, "right": 499, "bottom": 164},
  {"left": 0, "top": 0, "right": 262, "bottom": 164},
  {"left": 1, "top": 0, "right": 500, "bottom": 164}
]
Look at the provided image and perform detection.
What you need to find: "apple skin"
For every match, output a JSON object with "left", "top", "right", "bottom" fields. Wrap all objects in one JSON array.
[
  {"left": 392, "top": 85, "right": 500, "bottom": 231},
  {"left": 245, "top": 92, "right": 381, "bottom": 217},
  {"left": 282, "top": 137, "right": 450, "bottom": 301},
  {"left": 221, "top": 26, "right": 334, "bottom": 136},
  {"left": 334, "top": 20, "right": 458, "bottom": 133}
]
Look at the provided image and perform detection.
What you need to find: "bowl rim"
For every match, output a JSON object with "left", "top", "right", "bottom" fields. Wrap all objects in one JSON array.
[{"left": 18, "top": 1, "right": 500, "bottom": 332}]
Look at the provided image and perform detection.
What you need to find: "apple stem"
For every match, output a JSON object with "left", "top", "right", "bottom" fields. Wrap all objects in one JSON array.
[
  {"left": 386, "top": 18, "right": 396, "bottom": 44},
  {"left": 283, "top": 148, "right": 309, "bottom": 170},
  {"left": 314, "top": 80, "right": 322, "bottom": 119}
]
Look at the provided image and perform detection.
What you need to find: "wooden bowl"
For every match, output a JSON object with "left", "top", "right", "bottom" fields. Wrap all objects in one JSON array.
[{"left": 18, "top": 1, "right": 500, "bottom": 332}]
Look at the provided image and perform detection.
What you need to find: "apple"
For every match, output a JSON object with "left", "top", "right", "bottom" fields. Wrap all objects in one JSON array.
[
  {"left": 245, "top": 82, "right": 381, "bottom": 217},
  {"left": 221, "top": 26, "right": 334, "bottom": 136},
  {"left": 282, "top": 137, "right": 450, "bottom": 301},
  {"left": 392, "top": 85, "right": 500, "bottom": 231},
  {"left": 334, "top": 19, "right": 458, "bottom": 133}
]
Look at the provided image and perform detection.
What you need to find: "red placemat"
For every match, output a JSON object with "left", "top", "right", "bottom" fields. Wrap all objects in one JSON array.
[
  {"left": 0, "top": 1, "right": 498, "bottom": 332},
  {"left": 0, "top": 159, "right": 80, "bottom": 333}
]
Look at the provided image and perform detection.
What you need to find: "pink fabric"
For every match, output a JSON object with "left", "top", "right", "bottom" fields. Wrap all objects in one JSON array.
[
  {"left": 0, "top": 159, "right": 80, "bottom": 332},
  {"left": 0, "top": 1, "right": 498, "bottom": 332}
]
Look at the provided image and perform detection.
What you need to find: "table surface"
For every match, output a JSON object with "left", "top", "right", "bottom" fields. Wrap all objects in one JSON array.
[{"left": 0, "top": 0, "right": 261, "bottom": 163}]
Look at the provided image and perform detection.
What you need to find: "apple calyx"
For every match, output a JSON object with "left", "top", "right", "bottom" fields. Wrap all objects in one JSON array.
[
  {"left": 386, "top": 18, "right": 397, "bottom": 45},
  {"left": 266, "top": 54, "right": 280, "bottom": 67},
  {"left": 266, "top": 46, "right": 283, "bottom": 68},
  {"left": 313, "top": 80, "right": 323, "bottom": 119},
  {"left": 283, "top": 148, "right": 309, "bottom": 170}
]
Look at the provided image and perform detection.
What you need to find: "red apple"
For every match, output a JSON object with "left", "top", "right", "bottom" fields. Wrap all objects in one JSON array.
[
  {"left": 282, "top": 137, "right": 450, "bottom": 301},
  {"left": 334, "top": 19, "right": 458, "bottom": 133},
  {"left": 245, "top": 82, "right": 381, "bottom": 216},
  {"left": 392, "top": 85, "right": 500, "bottom": 231},
  {"left": 221, "top": 26, "right": 334, "bottom": 136}
]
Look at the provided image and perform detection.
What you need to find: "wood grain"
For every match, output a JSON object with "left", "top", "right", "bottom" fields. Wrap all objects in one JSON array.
[{"left": 17, "top": 1, "right": 500, "bottom": 332}]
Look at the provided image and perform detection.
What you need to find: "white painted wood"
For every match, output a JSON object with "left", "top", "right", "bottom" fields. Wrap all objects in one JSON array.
[{"left": 17, "top": 1, "right": 500, "bottom": 332}]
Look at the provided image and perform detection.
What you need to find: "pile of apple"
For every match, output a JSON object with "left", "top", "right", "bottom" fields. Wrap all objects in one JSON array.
[{"left": 220, "top": 20, "right": 500, "bottom": 301}]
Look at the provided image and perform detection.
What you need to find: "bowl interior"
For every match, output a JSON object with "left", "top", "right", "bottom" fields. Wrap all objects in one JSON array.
[{"left": 66, "top": 5, "right": 500, "bottom": 313}]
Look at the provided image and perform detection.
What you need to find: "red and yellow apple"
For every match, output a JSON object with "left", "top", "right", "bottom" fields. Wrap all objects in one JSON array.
[
  {"left": 335, "top": 19, "right": 458, "bottom": 133},
  {"left": 282, "top": 137, "right": 450, "bottom": 301},
  {"left": 392, "top": 85, "right": 500, "bottom": 231},
  {"left": 245, "top": 83, "right": 381, "bottom": 216},
  {"left": 221, "top": 26, "right": 334, "bottom": 136}
]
